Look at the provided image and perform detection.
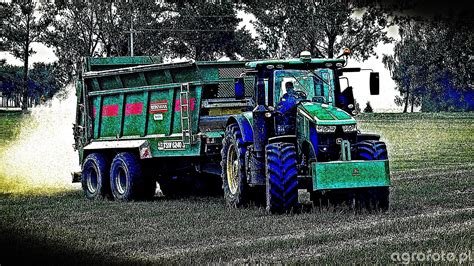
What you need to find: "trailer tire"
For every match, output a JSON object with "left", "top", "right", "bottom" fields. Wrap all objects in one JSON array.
[
  {"left": 266, "top": 142, "right": 299, "bottom": 214},
  {"left": 355, "top": 140, "right": 390, "bottom": 211},
  {"left": 81, "top": 153, "right": 110, "bottom": 200},
  {"left": 221, "top": 123, "right": 248, "bottom": 207},
  {"left": 110, "top": 152, "right": 145, "bottom": 201}
]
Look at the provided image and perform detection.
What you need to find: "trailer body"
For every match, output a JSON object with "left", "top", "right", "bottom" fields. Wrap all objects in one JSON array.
[{"left": 75, "top": 57, "right": 252, "bottom": 177}]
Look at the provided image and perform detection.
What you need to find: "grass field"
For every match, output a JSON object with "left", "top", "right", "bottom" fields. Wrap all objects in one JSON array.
[{"left": 0, "top": 112, "right": 473, "bottom": 264}]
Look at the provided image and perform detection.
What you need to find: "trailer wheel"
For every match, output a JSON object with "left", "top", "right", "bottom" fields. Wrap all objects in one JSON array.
[
  {"left": 221, "top": 123, "right": 248, "bottom": 207},
  {"left": 266, "top": 142, "right": 299, "bottom": 214},
  {"left": 81, "top": 153, "right": 110, "bottom": 200},
  {"left": 110, "top": 152, "right": 145, "bottom": 201},
  {"left": 355, "top": 140, "right": 390, "bottom": 211}
]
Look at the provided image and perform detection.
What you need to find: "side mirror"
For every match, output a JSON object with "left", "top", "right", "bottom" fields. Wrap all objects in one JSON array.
[
  {"left": 234, "top": 77, "right": 244, "bottom": 99},
  {"left": 370, "top": 72, "right": 379, "bottom": 95}
]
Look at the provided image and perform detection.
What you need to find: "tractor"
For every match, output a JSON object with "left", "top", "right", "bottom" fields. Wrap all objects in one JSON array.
[{"left": 220, "top": 51, "right": 390, "bottom": 213}]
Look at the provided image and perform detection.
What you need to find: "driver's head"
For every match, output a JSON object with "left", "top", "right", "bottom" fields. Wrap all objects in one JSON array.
[{"left": 285, "top": 82, "right": 295, "bottom": 94}]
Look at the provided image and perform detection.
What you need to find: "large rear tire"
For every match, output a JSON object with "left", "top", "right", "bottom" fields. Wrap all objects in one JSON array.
[
  {"left": 355, "top": 140, "right": 388, "bottom": 160},
  {"left": 355, "top": 140, "right": 390, "bottom": 212},
  {"left": 81, "top": 153, "right": 110, "bottom": 200},
  {"left": 221, "top": 123, "right": 249, "bottom": 207},
  {"left": 110, "top": 152, "right": 147, "bottom": 201},
  {"left": 266, "top": 142, "right": 299, "bottom": 214}
]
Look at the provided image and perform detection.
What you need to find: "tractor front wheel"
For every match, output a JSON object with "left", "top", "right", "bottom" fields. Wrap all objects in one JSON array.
[
  {"left": 266, "top": 142, "right": 299, "bottom": 214},
  {"left": 221, "top": 123, "right": 249, "bottom": 207},
  {"left": 355, "top": 140, "right": 390, "bottom": 212}
]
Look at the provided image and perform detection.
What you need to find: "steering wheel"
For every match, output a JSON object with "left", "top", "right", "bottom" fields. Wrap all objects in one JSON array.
[{"left": 294, "top": 90, "right": 307, "bottom": 99}]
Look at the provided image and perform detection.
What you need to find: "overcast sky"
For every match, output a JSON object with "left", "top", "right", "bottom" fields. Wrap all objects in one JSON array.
[{"left": 0, "top": 10, "right": 404, "bottom": 112}]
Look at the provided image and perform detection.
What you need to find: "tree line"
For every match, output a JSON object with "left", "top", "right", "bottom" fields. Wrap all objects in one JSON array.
[
  {"left": 383, "top": 13, "right": 473, "bottom": 112},
  {"left": 1, "top": 0, "right": 472, "bottom": 112}
]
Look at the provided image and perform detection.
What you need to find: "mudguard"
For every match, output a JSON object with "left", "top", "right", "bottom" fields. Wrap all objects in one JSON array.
[{"left": 227, "top": 112, "right": 254, "bottom": 143}]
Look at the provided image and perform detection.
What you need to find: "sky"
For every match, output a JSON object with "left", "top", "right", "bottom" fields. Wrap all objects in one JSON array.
[{"left": 1, "top": 10, "right": 404, "bottom": 112}]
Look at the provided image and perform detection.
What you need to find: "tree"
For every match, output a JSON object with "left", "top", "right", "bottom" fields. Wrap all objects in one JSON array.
[
  {"left": 43, "top": 0, "right": 262, "bottom": 83},
  {"left": 1, "top": 1, "right": 51, "bottom": 112},
  {"left": 383, "top": 20, "right": 425, "bottom": 112},
  {"left": 383, "top": 12, "right": 473, "bottom": 112},
  {"left": 43, "top": 1, "right": 107, "bottom": 83},
  {"left": 246, "top": 1, "right": 394, "bottom": 60},
  {"left": 363, "top": 101, "right": 373, "bottom": 113},
  {"left": 0, "top": 62, "right": 62, "bottom": 107},
  {"left": 164, "top": 1, "right": 261, "bottom": 60},
  {"left": 0, "top": 61, "right": 22, "bottom": 107}
]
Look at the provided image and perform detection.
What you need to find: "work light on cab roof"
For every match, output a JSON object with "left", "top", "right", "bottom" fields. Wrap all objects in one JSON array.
[{"left": 300, "top": 51, "right": 312, "bottom": 62}]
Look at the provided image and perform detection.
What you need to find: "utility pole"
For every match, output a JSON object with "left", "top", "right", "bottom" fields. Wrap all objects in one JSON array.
[{"left": 130, "top": 15, "right": 134, "bottom": 56}]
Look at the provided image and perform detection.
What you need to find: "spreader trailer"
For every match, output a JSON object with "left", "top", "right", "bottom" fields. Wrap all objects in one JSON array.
[{"left": 74, "top": 52, "right": 390, "bottom": 213}]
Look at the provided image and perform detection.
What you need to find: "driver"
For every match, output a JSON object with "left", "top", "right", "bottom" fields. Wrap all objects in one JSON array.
[{"left": 275, "top": 82, "right": 306, "bottom": 135}]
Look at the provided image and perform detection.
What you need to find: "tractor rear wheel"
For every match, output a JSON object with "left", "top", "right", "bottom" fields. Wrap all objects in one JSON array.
[
  {"left": 221, "top": 123, "right": 249, "bottom": 207},
  {"left": 266, "top": 142, "right": 299, "bottom": 214},
  {"left": 355, "top": 140, "right": 388, "bottom": 160},
  {"left": 81, "top": 153, "right": 110, "bottom": 200},
  {"left": 110, "top": 152, "right": 148, "bottom": 201},
  {"left": 355, "top": 140, "right": 390, "bottom": 212}
]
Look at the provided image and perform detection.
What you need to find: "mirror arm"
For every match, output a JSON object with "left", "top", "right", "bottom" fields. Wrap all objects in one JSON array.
[{"left": 340, "top": 77, "right": 350, "bottom": 88}]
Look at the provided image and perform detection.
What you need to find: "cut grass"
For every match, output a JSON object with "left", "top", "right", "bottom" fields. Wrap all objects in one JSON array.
[{"left": 0, "top": 112, "right": 473, "bottom": 264}]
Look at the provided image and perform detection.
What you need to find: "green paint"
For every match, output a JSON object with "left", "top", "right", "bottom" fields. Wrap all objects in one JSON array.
[
  {"left": 123, "top": 93, "right": 143, "bottom": 136},
  {"left": 312, "top": 160, "right": 391, "bottom": 190},
  {"left": 100, "top": 95, "right": 121, "bottom": 137},
  {"left": 203, "top": 131, "right": 224, "bottom": 138},
  {"left": 93, "top": 96, "right": 101, "bottom": 138},
  {"left": 85, "top": 56, "right": 162, "bottom": 71},
  {"left": 298, "top": 103, "right": 355, "bottom": 125},
  {"left": 246, "top": 58, "right": 345, "bottom": 69}
]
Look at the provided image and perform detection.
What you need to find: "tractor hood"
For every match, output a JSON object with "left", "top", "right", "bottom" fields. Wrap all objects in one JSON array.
[{"left": 297, "top": 102, "right": 356, "bottom": 125}]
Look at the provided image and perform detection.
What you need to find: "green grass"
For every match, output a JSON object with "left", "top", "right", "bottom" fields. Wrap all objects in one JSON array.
[
  {"left": 0, "top": 112, "right": 473, "bottom": 264},
  {"left": 0, "top": 112, "right": 22, "bottom": 146}
]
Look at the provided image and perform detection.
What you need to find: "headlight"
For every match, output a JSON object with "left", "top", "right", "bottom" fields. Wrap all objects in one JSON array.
[
  {"left": 316, "top": 125, "right": 336, "bottom": 133},
  {"left": 342, "top": 124, "right": 357, "bottom": 133}
]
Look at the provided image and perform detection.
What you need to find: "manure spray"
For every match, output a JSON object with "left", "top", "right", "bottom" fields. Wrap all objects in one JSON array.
[{"left": 0, "top": 84, "right": 80, "bottom": 194}]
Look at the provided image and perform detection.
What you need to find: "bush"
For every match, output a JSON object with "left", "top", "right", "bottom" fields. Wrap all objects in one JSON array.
[{"left": 364, "top": 101, "right": 373, "bottom": 113}]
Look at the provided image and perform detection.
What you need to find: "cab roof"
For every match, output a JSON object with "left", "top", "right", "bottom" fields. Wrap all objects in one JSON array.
[{"left": 246, "top": 58, "right": 346, "bottom": 70}]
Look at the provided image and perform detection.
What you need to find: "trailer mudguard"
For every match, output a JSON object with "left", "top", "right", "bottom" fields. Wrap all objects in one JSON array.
[
  {"left": 83, "top": 140, "right": 152, "bottom": 160},
  {"left": 227, "top": 111, "right": 254, "bottom": 143}
]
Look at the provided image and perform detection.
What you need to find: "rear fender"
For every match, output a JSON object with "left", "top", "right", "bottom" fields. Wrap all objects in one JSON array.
[
  {"left": 226, "top": 113, "right": 253, "bottom": 144},
  {"left": 357, "top": 133, "right": 381, "bottom": 142}
]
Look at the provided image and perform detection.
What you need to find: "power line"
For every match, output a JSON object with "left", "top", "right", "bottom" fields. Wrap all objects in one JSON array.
[{"left": 136, "top": 29, "right": 236, "bottom": 32}]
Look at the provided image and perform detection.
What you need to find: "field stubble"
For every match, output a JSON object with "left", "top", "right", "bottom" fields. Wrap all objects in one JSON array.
[{"left": 0, "top": 112, "right": 472, "bottom": 264}]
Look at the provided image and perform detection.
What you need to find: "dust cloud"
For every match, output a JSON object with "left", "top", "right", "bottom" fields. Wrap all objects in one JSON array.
[{"left": 0, "top": 84, "right": 81, "bottom": 193}]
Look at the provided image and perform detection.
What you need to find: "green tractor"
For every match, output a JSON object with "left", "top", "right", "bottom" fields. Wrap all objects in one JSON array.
[{"left": 221, "top": 51, "right": 390, "bottom": 213}]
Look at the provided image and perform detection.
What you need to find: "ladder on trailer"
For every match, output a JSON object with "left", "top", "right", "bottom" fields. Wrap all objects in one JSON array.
[{"left": 180, "top": 83, "right": 192, "bottom": 145}]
